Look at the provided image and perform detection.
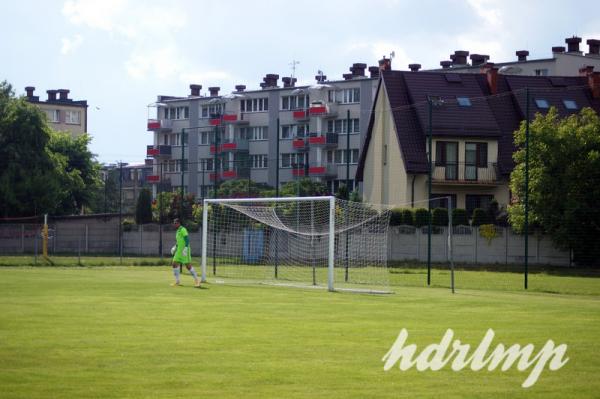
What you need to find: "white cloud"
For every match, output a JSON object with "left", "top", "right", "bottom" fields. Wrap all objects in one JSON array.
[
  {"left": 61, "top": 34, "right": 84, "bottom": 55},
  {"left": 466, "top": 0, "right": 503, "bottom": 28},
  {"left": 62, "top": 0, "right": 198, "bottom": 80}
]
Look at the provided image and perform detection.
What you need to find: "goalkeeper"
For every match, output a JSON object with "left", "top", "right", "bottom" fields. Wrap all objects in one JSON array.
[{"left": 170, "top": 218, "right": 200, "bottom": 287}]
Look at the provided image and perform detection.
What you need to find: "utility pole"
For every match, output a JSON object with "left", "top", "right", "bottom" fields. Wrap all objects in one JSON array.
[{"left": 524, "top": 87, "right": 530, "bottom": 290}]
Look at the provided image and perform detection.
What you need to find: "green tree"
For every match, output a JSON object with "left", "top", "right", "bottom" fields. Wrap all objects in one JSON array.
[
  {"left": 0, "top": 81, "right": 62, "bottom": 217},
  {"left": 216, "top": 179, "right": 274, "bottom": 198},
  {"left": 135, "top": 189, "right": 153, "bottom": 224},
  {"left": 48, "top": 132, "right": 101, "bottom": 215},
  {"left": 509, "top": 107, "right": 600, "bottom": 265},
  {"left": 280, "top": 178, "right": 328, "bottom": 197}
]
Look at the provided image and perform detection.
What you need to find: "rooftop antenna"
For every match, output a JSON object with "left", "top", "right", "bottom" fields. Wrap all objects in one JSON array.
[
  {"left": 290, "top": 59, "right": 300, "bottom": 79},
  {"left": 390, "top": 51, "right": 396, "bottom": 60}
]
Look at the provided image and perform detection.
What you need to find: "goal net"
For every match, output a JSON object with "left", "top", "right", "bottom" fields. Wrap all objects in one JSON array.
[{"left": 201, "top": 196, "right": 392, "bottom": 292}]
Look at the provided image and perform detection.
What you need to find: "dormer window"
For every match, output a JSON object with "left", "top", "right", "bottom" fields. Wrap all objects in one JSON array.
[
  {"left": 563, "top": 99, "right": 578, "bottom": 110},
  {"left": 457, "top": 96, "right": 471, "bottom": 107},
  {"left": 535, "top": 99, "right": 549, "bottom": 109}
]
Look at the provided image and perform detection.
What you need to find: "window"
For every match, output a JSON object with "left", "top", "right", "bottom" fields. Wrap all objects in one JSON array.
[
  {"left": 281, "top": 95, "right": 309, "bottom": 110},
  {"left": 327, "top": 149, "right": 359, "bottom": 164},
  {"left": 465, "top": 142, "right": 488, "bottom": 167},
  {"left": 535, "top": 99, "right": 549, "bottom": 109},
  {"left": 430, "top": 194, "right": 456, "bottom": 209},
  {"left": 281, "top": 153, "right": 307, "bottom": 168},
  {"left": 436, "top": 141, "right": 458, "bottom": 180},
  {"left": 199, "top": 131, "right": 214, "bottom": 145},
  {"left": 250, "top": 154, "right": 268, "bottom": 169},
  {"left": 248, "top": 126, "right": 268, "bottom": 140},
  {"left": 456, "top": 97, "right": 471, "bottom": 107},
  {"left": 65, "top": 110, "right": 81, "bottom": 124},
  {"left": 535, "top": 69, "right": 549, "bottom": 76},
  {"left": 466, "top": 194, "right": 494, "bottom": 216},
  {"left": 241, "top": 97, "right": 268, "bottom": 112},
  {"left": 163, "top": 134, "right": 169, "bottom": 145},
  {"left": 327, "top": 118, "right": 359, "bottom": 134},
  {"left": 167, "top": 106, "right": 189, "bottom": 120},
  {"left": 173, "top": 133, "right": 180, "bottom": 146},
  {"left": 563, "top": 99, "right": 578, "bottom": 110},
  {"left": 201, "top": 104, "right": 222, "bottom": 118},
  {"left": 46, "top": 109, "right": 60, "bottom": 122},
  {"left": 281, "top": 124, "right": 309, "bottom": 139},
  {"left": 200, "top": 159, "right": 214, "bottom": 171},
  {"left": 328, "top": 88, "right": 360, "bottom": 104}
]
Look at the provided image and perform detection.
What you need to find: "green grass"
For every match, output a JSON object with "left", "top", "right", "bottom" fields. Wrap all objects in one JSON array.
[{"left": 0, "top": 265, "right": 599, "bottom": 398}]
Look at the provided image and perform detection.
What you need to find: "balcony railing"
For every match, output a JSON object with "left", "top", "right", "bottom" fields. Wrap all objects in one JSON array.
[
  {"left": 308, "top": 132, "right": 338, "bottom": 147},
  {"left": 209, "top": 112, "right": 248, "bottom": 126},
  {"left": 292, "top": 137, "right": 308, "bottom": 151},
  {"left": 146, "top": 145, "right": 172, "bottom": 157},
  {"left": 308, "top": 163, "right": 337, "bottom": 178},
  {"left": 147, "top": 119, "right": 173, "bottom": 131},
  {"left": 292, "top": 109, "right": 310, "bottom": 120},
  {"left": 308, "top": 102, "right": 337, "bottom": 118},
  {"left": 432, "top": 162, "right": 499, "bottom": 184},
  {"left": 146, "top": 175, "right": 161, "bottom": 183}
]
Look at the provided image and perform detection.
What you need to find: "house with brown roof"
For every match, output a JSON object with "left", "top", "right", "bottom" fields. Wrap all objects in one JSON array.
[{"left": 356, "top": 65, "right": 600, "bottom": 214}]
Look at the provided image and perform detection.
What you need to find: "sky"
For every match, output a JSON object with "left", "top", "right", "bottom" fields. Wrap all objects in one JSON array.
[{"left": 3, "top": 0, "right": 599, "bottom": 164}]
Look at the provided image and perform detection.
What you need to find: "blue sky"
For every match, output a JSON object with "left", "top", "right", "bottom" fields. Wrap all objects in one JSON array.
[{"left": 3, "top": 0, "right": 598, "bottom": 164}]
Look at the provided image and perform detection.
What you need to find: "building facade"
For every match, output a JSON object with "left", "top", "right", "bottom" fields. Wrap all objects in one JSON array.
[
  {"left": 356, "top": 66, "right": 600, "bottom": 212},
  {"left": 24, "top": 86, "right": 88, "bottom": 137},
  {"left": 146, "top": 63, "right": 383, "bottom": 198}
]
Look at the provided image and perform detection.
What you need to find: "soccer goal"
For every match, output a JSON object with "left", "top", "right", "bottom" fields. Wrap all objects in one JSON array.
[{"left": 201, "top": 196, "right": 392, "bottom": 293}]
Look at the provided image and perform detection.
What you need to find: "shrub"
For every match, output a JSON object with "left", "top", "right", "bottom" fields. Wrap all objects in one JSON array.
[
  {"left": 389, "top": 208, "right": 404, "bottom": 226},
  {"left": 122, "top": 218, "right": 136, "bottom": 232},
  {"left": 414, "top": 208, "right": 430, "bottom": 227},
  {"left": 135, "top": 189, "right": 153, "bottom": 224},
  {"left": 452, "top": 208, "right": 469, "bottom": 226},
  {"left": 186, "top": 221, "right": 200, "bottom": 232},
  {"left": 471, "top": 208, "right": 489, "bottom": 226},
  {"left": 401, "top": 209, "right": 414, "bottom": 226},
  {"left": 432, "top": 207, "right": 449, "bottom": 226}
]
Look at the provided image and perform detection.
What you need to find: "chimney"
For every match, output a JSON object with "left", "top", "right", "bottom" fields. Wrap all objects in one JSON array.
[
  {"left": 481, "top": 63, "right": 498, "bottom": 94},
  {"left": 343, "top": 73, "right": 354, "bottom": 80},
  {"left": 57, "top": 89, "right": 70, "bottom": 101},
  {"left": 440, "top": 60, "right": 452, "bottom": 69},
  {"left": 189, "top": 84, "right": 202, "bottom": 96},
  {"left": 315, "top": 74, "right": 327, "bottom": 83},
  {"left": 262, "top": 74, "right": 279, "bottom": 88},
  {"left": 587, "top": 39, "right": 600, "bottom": 56},
  {"left": 452, "top": 50, "right": 469, "bottom": 65},
  {"left": 470, "top": 54, "right": 489, "bottom": 66},
  {"left": 579, "top": 66, "right": 594, "bottom": 77},
  {"left": 515, "top": 50, "right": 529, "bottom": 62},
  {"left": 46, "top": 89, "right": 58, "bottom": 101},
  {"left": 552, "top": 46, "right": 565, "bottom": 53},
  {"left": 368, "top": 66, "right": 379, "bottom": 78},
  {"left": 282, "top": 77, "right": 297, "bottom": 88},
  {"left": 565, "top": 36, "right": 582, "bottom": 54},
  {"left": 408, "top": 63, "right": 421, "bottom": 72},
  {"left": 25, "top": 86, "right": 35, "bottom": 97},
  {"left": 378, "top": 56, "right": 391, "bottom": 72},
  {"left": 235, "top": 85, "right": 246, "bottom": 92},
  {"left": 350, "top": 63, "right": 366, "bottom": 77},
  {"left": 208, "top": 87, "right": 220, "bottom": 97}
]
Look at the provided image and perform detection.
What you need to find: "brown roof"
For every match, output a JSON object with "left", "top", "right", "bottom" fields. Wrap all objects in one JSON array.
[{"left": 356, "top": 71, "right": 600, "bottom": 181}]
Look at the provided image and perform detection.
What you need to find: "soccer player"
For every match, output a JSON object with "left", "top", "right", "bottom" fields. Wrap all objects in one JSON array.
[{"left": 170, "top": 218, "right": 200, "bottom": 287}]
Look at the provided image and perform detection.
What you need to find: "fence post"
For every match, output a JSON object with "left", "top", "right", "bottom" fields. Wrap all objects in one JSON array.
[
  {"left": 34, "top": 233, "right": 38, "bottom": 265},
  {"left": 140, "top": 225, "right": 143, "bottom": 256},
  {"left": 85, "top": 224, "right": 89, "bottom": 253},
  {"left": 21, "top": 224, "right": 25, "bottom": 253}
]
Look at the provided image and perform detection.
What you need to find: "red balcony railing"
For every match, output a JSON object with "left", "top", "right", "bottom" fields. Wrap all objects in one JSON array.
[
  {"left": 146, "top": 175, "right": 160, "bottom": 183},
  {"left": 293, "top": 110, "right": 309, "bottom": 120},
  {"left": 308, "top": 133, "right": 338, "bottom": 147},
  {"left": 147, "top": 119, "right": 173, "bottom": 131},
  {"left": 292, "top": 138, "right": 308, "bottom": 150}
]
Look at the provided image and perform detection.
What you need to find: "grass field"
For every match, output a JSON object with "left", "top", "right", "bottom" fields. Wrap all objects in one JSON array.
[{"left": 0, "top": 261, "right": 599, "bottom": 398}]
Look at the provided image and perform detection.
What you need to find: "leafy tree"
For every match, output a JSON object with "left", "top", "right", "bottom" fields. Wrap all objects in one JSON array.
[
  {"left": 335, "top": 184, "right": 349, "bottom": 200},
  {"left": 280, "top": 178, "right": 328, "bottom": 197},
  {"left": 48, "top": 132, "right": 101, "bottom": 214},
  {"left": 216, "top": 179, "right": 274, "bottom": 198},
  {"left": 0, "top": 81, "right": 62, "bottom": 217},
  {"left": 135, "top": 189, "right": 153, "bottom": 224},
  {"left": 509, "top": 107, "right": 600, "bottom": 266},
  {"left": 152, "top": 191, "right": 173, "bottom": 223}
]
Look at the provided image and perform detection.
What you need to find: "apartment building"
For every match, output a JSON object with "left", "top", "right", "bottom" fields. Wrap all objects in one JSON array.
[
  {"left": 146, "top": 62, "right": 383, "bottom": 198},
  {"left": 430, "top": 36, "right": 600, "bottom": 77},
  {"left": 24, "top": 86, "right": 88, "bottom": 137},
  {"left": 101, "top": 161, "right": 153, "bottom": 214},
  {"left": 356, "top": 65, "right": 600, "bottom": 212}
]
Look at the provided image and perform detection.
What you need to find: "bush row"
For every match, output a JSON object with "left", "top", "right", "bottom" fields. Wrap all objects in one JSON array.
[{"left": 389, "top": 207, "right": 505, "bottom": 227}]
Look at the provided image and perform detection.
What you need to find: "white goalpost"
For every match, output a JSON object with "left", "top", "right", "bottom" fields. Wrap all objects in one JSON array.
[{"left": 201, "top": 196, "right": 391, "bottom": 292}]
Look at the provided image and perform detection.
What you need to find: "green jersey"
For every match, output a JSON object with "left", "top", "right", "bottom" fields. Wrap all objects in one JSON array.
[{"left": 173, "top": 226, "right": 191, "bottom": 263}]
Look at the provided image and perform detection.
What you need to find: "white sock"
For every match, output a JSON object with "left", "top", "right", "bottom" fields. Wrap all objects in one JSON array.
[
  {"left": 188, "top": 267, "right": 198, "bottom": 280},
  {"left": 173, "top": 268, "right": 180, "bottom": 283}
]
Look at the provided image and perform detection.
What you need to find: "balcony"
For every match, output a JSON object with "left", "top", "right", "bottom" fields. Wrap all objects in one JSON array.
[
  {"left": 209, "top": 112, "right": 249, "bottom": 126},
  {"left": 308, "top": 133, "right": 338, "bottom": 147},
  {"left": 291, "top": 163, "right": 306, "bottom": 177},
  {"left": 308, "top": 101, "right": 337, "bottom": 118},
  {"left": 292, "top": 109, "right": 310, "bottom": 121},
  {"left": 292, "top": 137, "right": 308, "bottom": 151},
  {"left": 308, "top": 163, "right": 337, "bottom": 179},
  {"left": 147, "top": 119, "right": 173, "bottom": 131},
  {"left": 146, "top": 175, "right": 161, "bottom": 183},
  {"left": 432, "top": 162, "right": 500, "bottom": 185},
  {"left": 210, "top": 139, "right": 249, "bottom": 153},
  {"left": 146, "top": 145, "right": 172, "bottom": 157}
]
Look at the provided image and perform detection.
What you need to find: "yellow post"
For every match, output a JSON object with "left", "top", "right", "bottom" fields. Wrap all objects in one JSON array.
[{"left": 42, "top": 214, "right": 48, "bottom": 260}]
